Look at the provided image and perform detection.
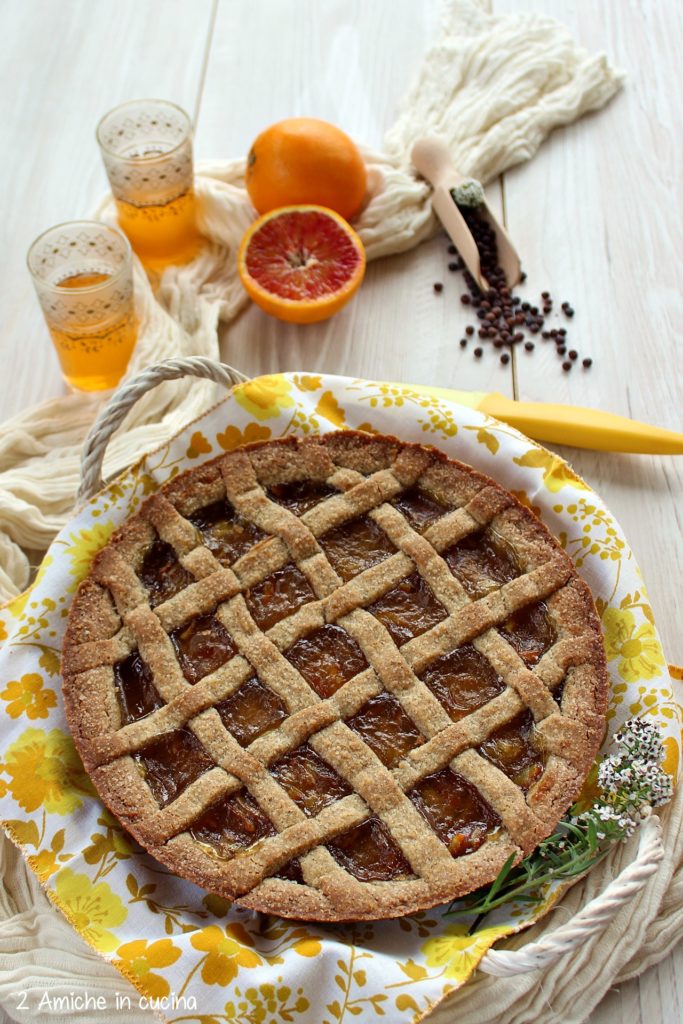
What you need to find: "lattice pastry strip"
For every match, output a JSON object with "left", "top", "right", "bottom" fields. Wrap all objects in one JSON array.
[{"left": 63, "top": 432, "right": 608, "bottom": 921}]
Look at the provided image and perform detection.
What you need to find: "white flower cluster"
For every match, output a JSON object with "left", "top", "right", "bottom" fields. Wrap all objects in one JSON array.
[
  {"left": 598, "top": 717, "right": 673, "bottom": 810},
  {"left": 542, "top": 718, "right": 673, "bottom": 853}
]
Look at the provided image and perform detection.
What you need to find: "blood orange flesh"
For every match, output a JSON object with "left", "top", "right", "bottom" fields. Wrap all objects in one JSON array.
[{"left": 238, "top": 205, "right": 366, "bottom": 324}]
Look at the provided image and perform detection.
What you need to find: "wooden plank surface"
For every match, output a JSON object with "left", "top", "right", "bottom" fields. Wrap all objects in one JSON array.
[
  {"left": 198, "top": 0, "right": 514, "bottom": 397},
  {"left": 0, "top": 1, "right": 680, "bottom": 1022},
  {"left": 0, "top": 0, "right": 215, "bottom": 420}
]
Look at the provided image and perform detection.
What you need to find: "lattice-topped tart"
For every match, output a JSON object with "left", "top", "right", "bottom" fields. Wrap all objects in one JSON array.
[{"left": 62, "top": 432, "right": 608, "bottom": 921}]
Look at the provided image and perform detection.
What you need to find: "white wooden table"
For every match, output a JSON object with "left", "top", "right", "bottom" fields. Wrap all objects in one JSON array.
[{"left": 0, "top": 2, "right": 681, "bottom": 1022}]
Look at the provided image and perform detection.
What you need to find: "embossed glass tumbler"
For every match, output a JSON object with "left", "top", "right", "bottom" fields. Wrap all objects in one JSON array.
[
  {"left": 27, "top": 221, "right": 136, "bottom": 392},
  {"left": 97, "top": 99, "right": 202, "bottom": 268}
]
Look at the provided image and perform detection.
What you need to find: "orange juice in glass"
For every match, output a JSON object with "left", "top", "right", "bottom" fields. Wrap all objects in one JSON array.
[
  {"left": 97, "top": 99, "right": 202, "bottom": 269},
  {"left": 28, "top": 221, "right": 136, "bottom": 392}
]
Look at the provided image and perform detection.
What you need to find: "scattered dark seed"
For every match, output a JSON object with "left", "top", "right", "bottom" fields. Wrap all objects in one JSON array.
[
  {"left": 520, "top": 271, "right": 527, "bottom": 282},
  {"left": 562, "top": 361, "right": 572, "bottom": 372},
  {"left": 448, "top": 262, "right": 458, "bottom": 272},
  {"left": 514, "top": 331, "right": 524, "bottom": 343},
  {"left": 541, "top": 291, "right": 550, "bottom": 299},
  {"left": 459, "top": 338, "right": 467, "bottom": 348},
  {"left": 582, "top": 357, "right": 593, "bottom": 368},
  {"left": 500, "top": 352, "right": 510, "bottom": 365},
  {"left": 461, "top": 294, "right": 471, "bottom": 305},
  {"left": 433, "top": 282, "right": 443, "bottom": 293},
  {"left": 558, "top": 328, "right": 567, "bottom": 337},
  {"left": 565, "top": 307, "right": 575, "bottom": 318},
  {"left": 524, "top": 341, "right": 535, "bottom": 351},
  {"left": 448, "top": 244, "right": 457, "bottom": 255},
  {"left": 474, "top": 347, "right": 483, "bottom": 358},
  {"left": 557, "top": 345, "right": 567, "bottom": 355},
  {"left": 569, "top": 350, "right": 578, "bottom": 360},
  {"left": 465, "top": 325, "right": 475, "bottom": 336},
  {"left": 494, "top": 339, "right": 504, "bottom": 349}
]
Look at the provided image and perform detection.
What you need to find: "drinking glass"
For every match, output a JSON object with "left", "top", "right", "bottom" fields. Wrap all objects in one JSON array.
[
  {"left": 97, "top": 98, "right": 202, "bottom": 268},
  {"left": 27, "top": 221, "right": 136, "bottom": 392}
]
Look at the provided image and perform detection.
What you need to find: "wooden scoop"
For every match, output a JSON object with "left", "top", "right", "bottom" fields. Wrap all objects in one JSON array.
[{"left": 411, "top": 136, "right": 522, "bottom": 291}]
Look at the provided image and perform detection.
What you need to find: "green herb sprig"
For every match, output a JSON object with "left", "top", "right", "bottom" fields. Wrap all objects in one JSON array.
[{"left": 446, "top": 718, "right": 673, "bottom": 929}]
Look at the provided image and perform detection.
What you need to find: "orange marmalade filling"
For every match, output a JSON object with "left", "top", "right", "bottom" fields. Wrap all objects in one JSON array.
[
  {"left": 368, "top": 573, "right": 447, "bottom": 645},
  {"left": 285, "top": 624, "right": 367, "bottom": 698},
  {"left": 191, "top": 790, "right": 275, "bottom": 857},
  {"left": 138, "top": 539, "right": 194, "bottom": 607},
  {"left": 268, "top": 480, "right": 336, "bottom": 515},
  {"left": 136, "top": 728, "right": 213, "bottom": 807},
  {"left": 443, "top": 528, "right": 519, "bottom": 599},
  {"left": 327, "top": 817, "right": 412, "bottom": 881},
  {"left": 478, "top": 710, "right": 545, "bottom": 791},
  {"left": 171, "top": 613, "right": 236, "bottom": 684},
  {"left": 346, "top": 692, "right": 424, "bottom": 768},
  {"left": 215, "top": 676, "right": 288, "bottom": 746},
  {"left": 271, "top": 745, "right": 351, "bottom": 816},
  {"left": 499, "top": 602, "right": 556, "bottom": 666},
  {"left": 246, "top": 564, "right": 315, "bottom": 631},
  {"left": 409, "top": 769, "right": 501, "bottom": 856},
  {"left": 320, "top": 516, "right": 396, "bottom": 581},
  {"left": 420, "top": 644, "right": 505, "bottom": 721},
  {"left": 114, "top": 652, "right": 163, "bottom": 724},
  {"left": 390, "top": 487, "right": 448, "bottom": 531},
  {"left": 188, "top": 500, "right": 265, "bottom": 566}
]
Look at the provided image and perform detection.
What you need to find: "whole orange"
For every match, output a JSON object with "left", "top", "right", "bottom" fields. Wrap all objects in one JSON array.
[{"left": 246, "top": 117, "right": 367, "bottom": 222}]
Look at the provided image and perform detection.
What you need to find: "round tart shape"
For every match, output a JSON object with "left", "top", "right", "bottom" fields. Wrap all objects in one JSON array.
[{"left": 62, "top": 431, "right": 608, "bottom": 922}]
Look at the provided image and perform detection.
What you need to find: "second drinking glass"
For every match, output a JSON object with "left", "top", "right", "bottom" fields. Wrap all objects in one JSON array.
[{"left": 97, "top": 99, "right": 202, "bottom": 269}]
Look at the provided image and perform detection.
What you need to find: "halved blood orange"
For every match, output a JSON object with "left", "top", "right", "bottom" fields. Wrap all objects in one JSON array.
[{"left": 237, "top": 205, "right": 366, "bottom": 324}]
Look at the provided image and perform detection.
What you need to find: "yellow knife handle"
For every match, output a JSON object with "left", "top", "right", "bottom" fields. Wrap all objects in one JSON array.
[{"left": 479, "top": 393, "right": 683, "bottom": 455}]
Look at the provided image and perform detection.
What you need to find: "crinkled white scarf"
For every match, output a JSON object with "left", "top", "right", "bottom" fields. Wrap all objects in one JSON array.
[{"left": 4, "top": 3, "right": 659, "bottom": 1022}]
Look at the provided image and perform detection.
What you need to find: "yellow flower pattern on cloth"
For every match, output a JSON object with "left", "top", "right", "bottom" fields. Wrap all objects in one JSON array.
[
  {"left": 60, "top": 521, "right": 117, "bottom": 591},
  {"left": 51, "top": 869, "right": 127, "bottom": 952},
  {"left": 190, "top": 924, "right": 262, "bottom": 985},
  {"left": 513, "top": 447, "right": 591, "bottom": 493},
  {"left": 1, "top": 673, "right": 56, "bottom": 719},
  {"left": 113, "top": 939, "right": 181, "bottom": 999},
  {"left": 0, "top": 372, "right": 681, "bottom": 1021},
  {"left": 217, "top": 421, "right": 272, "bottom": 451},
  {"left": 603, "top": 607, "right": 666, "bottom": 681},
  {"left": 421, "top": 923, "right": 513, "bottom": 981},
  {"left": 0, "top": 728, "right": 94, "bottom": 813},
  {"left": 234, "top": 375, "right": 295, "bottom": 421}
]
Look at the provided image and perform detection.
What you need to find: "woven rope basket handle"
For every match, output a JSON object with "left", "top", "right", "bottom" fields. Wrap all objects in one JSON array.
[
  {"left": 78, "top": 357, "right": 248, "bottom": 502},
  {"left": 479, "top": 811, "right": 663, "bottom": 975},
  {"left": 78, "top": 358, "right": 666, "bottom": 974}
]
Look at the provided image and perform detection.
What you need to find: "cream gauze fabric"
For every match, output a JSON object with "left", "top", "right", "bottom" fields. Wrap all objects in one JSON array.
[{"left": 5, "top": 1, "right": 670, "bottom": 1022}]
